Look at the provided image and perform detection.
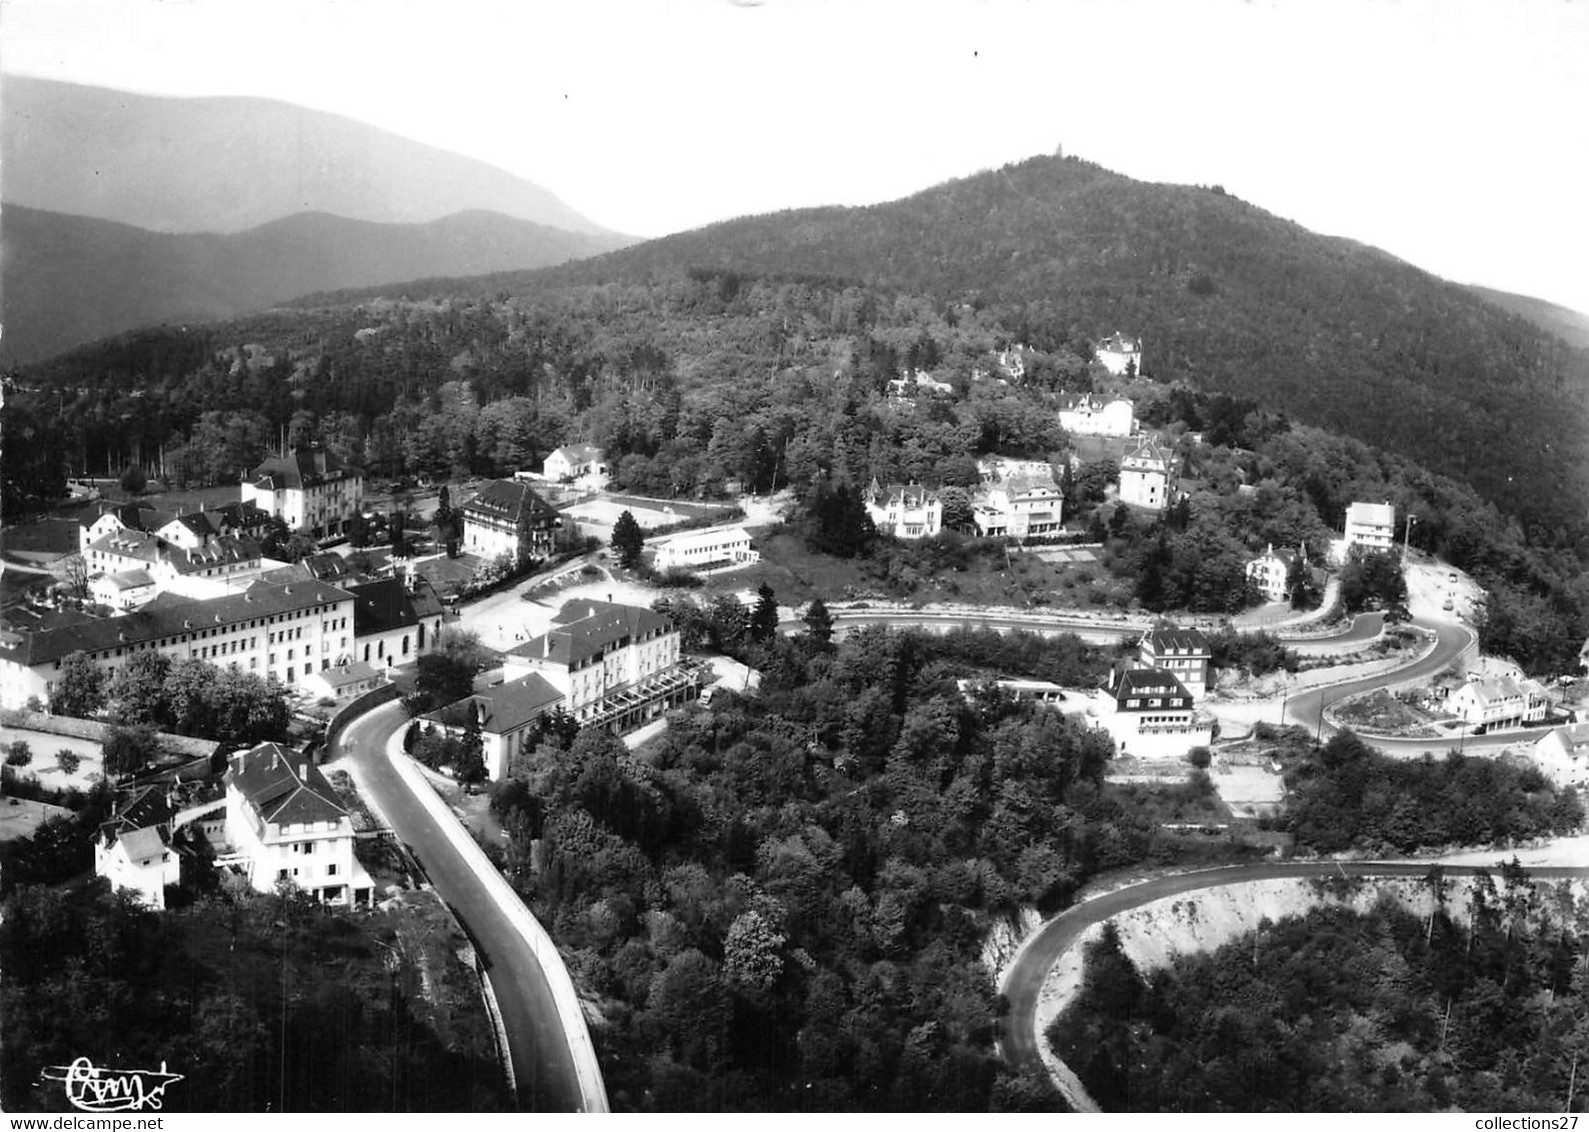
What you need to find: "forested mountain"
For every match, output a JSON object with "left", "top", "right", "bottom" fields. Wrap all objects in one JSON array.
[
  {"left": 366, "top": 153, "right": 1589, "bottom": 542},
  {"left": 0, "top": 206, "right": 633, "bottom": 363},
  {"left": 1, "top": 75, "right": 613, "bottom": 236},
  {"left": 1460, "top": 284, "right": 1589, "bottom": 351}
]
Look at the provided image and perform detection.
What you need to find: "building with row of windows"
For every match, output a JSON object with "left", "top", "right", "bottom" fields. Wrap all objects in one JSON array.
[
  {"left": 0, "top": 570, "right": 444, "bottom": 710},
  {"left": 461, "top": 479, "right": 562, "bottom": 562},
  {"left": 242, "top": 446, "right": 364, "bottom": 539}
]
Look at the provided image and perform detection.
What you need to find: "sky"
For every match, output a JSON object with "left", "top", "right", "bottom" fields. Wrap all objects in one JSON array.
[{"left": 4, "top": 0, "right": 1587, "bottom": 314}]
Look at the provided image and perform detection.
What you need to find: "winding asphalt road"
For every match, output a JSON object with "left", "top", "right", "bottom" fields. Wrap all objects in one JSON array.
[
  {"left": 998, "top": 860, "right": 1589, "bottom": 1095},
  {"left": 337, "top": 703, "right": 585, "bottom": 1112}
]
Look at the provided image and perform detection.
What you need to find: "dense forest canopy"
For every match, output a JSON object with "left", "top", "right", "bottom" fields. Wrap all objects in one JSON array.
[
  {"left": 10, "top": 264, "right": 1588, "bottom": 672},
  {"left": 1051, "top": 876, "right": 1589, "bottom": 1112}
]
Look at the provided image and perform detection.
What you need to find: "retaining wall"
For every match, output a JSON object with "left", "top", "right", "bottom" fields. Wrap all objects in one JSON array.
[{"left": 383, "top": 728, "right": 609, "bottom": 1113}]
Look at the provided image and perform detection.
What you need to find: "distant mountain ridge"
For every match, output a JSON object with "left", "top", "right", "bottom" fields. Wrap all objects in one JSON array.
[
  {"left": 461, "top": 154, "right": 1587, "bottom": 534},
  {"left": 1459, "top": 284, "right": 1589, "bottom": 351},
  {"left": 1, "top": 74, "right": 614, "bottom": 236},
  {"left": 0, "top": 205, "right": 633, "bottom": 363}
]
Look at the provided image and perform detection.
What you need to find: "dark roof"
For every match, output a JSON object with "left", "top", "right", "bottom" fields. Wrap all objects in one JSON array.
[
  {"left": 1142, "top": 626, "right": 1210, "bottom": 654},
  {"left": 226, "top": 742, "right": 346, "bottom": 827},
  {"left": 94, "top": 502, "right": 176, "bottom": 533},
  {"left": 302, "top": 552, "right": 351, "bottom": 581},
  {"left": 462, "top": 479, "right": 559, "bottom": 527},
  {"left": 87, "top": 530, "right": 263, "bottom": 575},
  {"left": 427, "top": 672, "right": 564, "bottom": 735},
  {"left": 509, "top": 599, "right": 672, "bottom": 669},
  {"left": 0, "top": 579, "right": 354, "bottom": 668},
  {"left": 248, "top": 447, "right": 361, "bottom": 492},
  {"left": 350, "top": 575, "right": 445, "bottom": 637},
  {"left": 865, "top": 479, "right": 939, "bottom": 507},
  {"left": 1111, "top": 668, "right": 1192, "bottom": 704}
]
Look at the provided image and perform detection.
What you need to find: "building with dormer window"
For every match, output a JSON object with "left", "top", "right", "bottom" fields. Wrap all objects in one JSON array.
[
  {"left": 1119, "top": 436, "right": 1174, "bottom": 511},
  {"left": 863, "top": 481, "right": 942, "bottom": 539},
  {"left": 243, "top": 447, "right": 364, "bottom": 538},
  {"left": 461, "top": 479, "right": 561, "bottom": 563},
  {"left": 221, "top": 742, "right": 372, "bottom": 905},
  {"left": 1137, "top": 625, "right": 1212, "bottom": 698}
]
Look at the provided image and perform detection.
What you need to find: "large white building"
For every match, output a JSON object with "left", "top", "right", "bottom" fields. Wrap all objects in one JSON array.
[
  {"left": 864, "top": 481, "right": 943, "bottom": 539},
  {"left": 1118, "top": 437, "right": 1174, "bottom": 510},
  {"left": 83, "top": 528, "right": 270, "bottom": 606},
  {"left": 461, "top": 479, "right": 561, "bottom": 563},
  {"left": 502, "top": 599, "right": 696, "bottom": 731},
  {"left": 222, "top": 743, "right": 372, "bottom": 904},
  {"left": 651, "top": 526, "right": 760, "bottom": 573},
  {"left": 1097, "top": 668, "right": 1213, "bottom": 759},
  {"left": 542, "top": 444, "right": 608, "bottom": 484},
  {"left": 0, "top": 579, "right": 359, "bottom": 709},
  {"left": 1344, "top": 501, "right": 1397, "bottom": 553},
  {"left": 242, "top": 447, "right": 364, "bottom": 538},
  {"left": 1138, "top": 625, "right": 1212, "bottom": 698},
  {"left": 1058, "top": 394, "right": 1136, "bottom": 438},
  {"left": 1446, "top": 675, "right": 1548, "bottom": 731}
]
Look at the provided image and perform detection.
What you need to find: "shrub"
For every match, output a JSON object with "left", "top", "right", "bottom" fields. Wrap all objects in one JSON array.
[
  {"left": 5, "top": 741, "right": 33, "bottom": 767},
  {"left": 56, "top": 750, "right": 81, "bottom": 775},
  {"left": 1187, "top": 746, "right": 1211, "bottom": 769}
]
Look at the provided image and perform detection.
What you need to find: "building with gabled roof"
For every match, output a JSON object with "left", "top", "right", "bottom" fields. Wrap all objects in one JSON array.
[
  {"left": 543, "top": 444, "right": 608, "bottom": 483},
  {"left": 1058, "top": 392, "right": 1136, "bottom": 437},
  {"left": 651, "top": 526, "right": 759, "bottom": 573},
  {"left": 242, "top": 446, "right": 364, "bottom": 538},
  {"left": 424, "top": 672, "right": 566, "bottom": 780},
  {"left": 1094, "top": 332, "right": 1143, "bottom": 377},
  {"left": 1246, "top": 544, "right": 1300, "bottom": 604},
  {"left": 461, "top": 479, "right": 561, "bottom": 563},
  {"left": 94, "top": 781, "right": 226, "bottom": 909},
  {"left": 973, "top": 469, "right": 1065, "bottom": 540},
  {"left": 80, "top": 502, "right": 178, "bottom": 551},
  {"left": 349, "top": 573, "right": 446, "bottom": 668},
  {"left": 864, "top": 480, "right": 942, "bottom": 540},
  {"left": 503, "top": 598, "right": 695, "bottom": 731},
  {"left": 1119, "top": 436, "right": 1174, "bottom": 510},
  {"left": 90, "top": 567, "right": 158, "bottom": 611},
  {"left": 222, "top": 742, "right": 371, "bottom": 904},
  {"left": 1446, "top": 675, "right": 1548, "bottom": 731},
  {"left": 1529, "top": 724, "right": 1589, "bottom": 789},
  {"left": 1096, "top": 666, "right": 1213, "bottom": 758}
]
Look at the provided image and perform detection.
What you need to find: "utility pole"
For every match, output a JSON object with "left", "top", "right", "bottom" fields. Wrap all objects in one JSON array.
[{"left": 1402, "top": 513, "right": 1418, "bottom": 562}]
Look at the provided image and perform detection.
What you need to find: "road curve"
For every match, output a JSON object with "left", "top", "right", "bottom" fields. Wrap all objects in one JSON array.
[
  {"left": 998, "top": 860, "right": 1589, "bottom": 1092},
  {"left": 337, "top": 703, "right": 586, "bottom": 1112}
]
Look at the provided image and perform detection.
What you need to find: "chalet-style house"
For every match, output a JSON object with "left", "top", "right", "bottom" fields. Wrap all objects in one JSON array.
[
  {"left": 242, "top": 447, "right": 364, "bottom": 539},
  {"left": 461, "top": 479, "right": 561, "bottom": 563},
  {"left": 1097, "top": 668, "right": 1213, "bottom": 759},
  {"left": 863, "top": 481, "right": 943, "bottom": 539}
]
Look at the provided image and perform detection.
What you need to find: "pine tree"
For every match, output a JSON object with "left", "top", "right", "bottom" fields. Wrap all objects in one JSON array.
[
  {"left": 802, "top": 597, "right": 834, "bottom": 643},
  {"left": 751, "top": 583, "right": 779, "bottom": 640},
  {"left": 611, "top": 510, "right": 645, "bottom": 569}
]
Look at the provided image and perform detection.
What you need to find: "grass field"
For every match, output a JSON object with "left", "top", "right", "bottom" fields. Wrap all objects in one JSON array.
[
  {"left": 0, "top": 796, "right": 74, "bottom": 843},
  {"left": 700, "top": 530, "right": 1137, "bottom": 610}
]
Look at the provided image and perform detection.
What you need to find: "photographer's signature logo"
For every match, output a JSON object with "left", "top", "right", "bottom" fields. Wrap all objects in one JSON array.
[{"left": 40, "top": 1057, "right": 183, "bottom": 1112}]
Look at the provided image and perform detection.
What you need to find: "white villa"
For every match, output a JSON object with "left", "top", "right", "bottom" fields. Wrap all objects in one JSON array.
[
  {"left": 864, "top": 481, "right": 943, "bottom": 539},
  {"left": 543, "top": 444, "right": 608, "bottom": 484},
  {"left": 1446, "top": 675, "right": 1548, "bottom": 731},
  {"left": 461, "top": 479, "right": 561, "bottom": 563},
  {"left": 424, "top": 672, "right": 566, "bottom": 781},
  {"left": 242, "top": 447, "right": 364, "bottom": 539},
  {"left": 1058, "top": 394, "right": 1136, "bottom": 438},
  {"left": 1094, "top": 332, "right": 1143, "bottom": 377},
  {"left": 1245, "top": 544, "right": 1299, "bottom": 604},
  {"left": 1529, "top": 724, "right": 1589, "bottom": 790},
  {"left": 972, "top": 472, "right": 1065, "bottom": 540}
]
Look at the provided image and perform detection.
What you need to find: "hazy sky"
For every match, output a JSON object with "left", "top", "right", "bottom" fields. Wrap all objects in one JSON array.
[{"left": 5, "top": 0, "right": 1587, "bottom": 313}]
